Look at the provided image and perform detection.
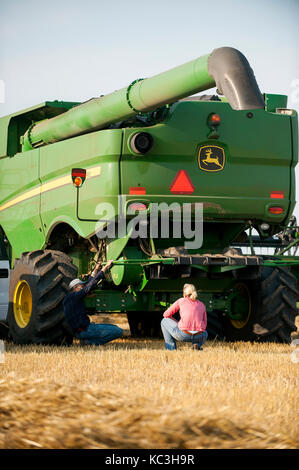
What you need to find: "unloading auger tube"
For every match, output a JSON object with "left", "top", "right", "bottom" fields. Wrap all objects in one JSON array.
[{"left": 21, "top": 47, "right": 265, "bottom": 151}]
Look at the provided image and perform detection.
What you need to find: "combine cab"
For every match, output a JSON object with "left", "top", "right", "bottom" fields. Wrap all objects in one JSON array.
[{"left": 0, "top": 47, "right": 298, "bottom": 344}]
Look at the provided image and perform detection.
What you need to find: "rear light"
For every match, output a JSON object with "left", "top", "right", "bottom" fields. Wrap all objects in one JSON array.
[
  {"left": 269, "top": 207, "right": 284, "bottom": 214},
  {"left": 129, "top": 187, "right": 146, "bottom": 195},
  {"left": 271, "top": 191, "right": 284, "bottom": 199},
  {"left": 74, "top": 177, "right": 83, "bottom": 187},
  {"left": 72, "top": 168, "right": 86, "bottom": 187},
  {"left": 208, "top": 113, "right": 221, "bottom": 127},
  {"left": 128, "top": 202, "right": 148, "bottom": 212}
]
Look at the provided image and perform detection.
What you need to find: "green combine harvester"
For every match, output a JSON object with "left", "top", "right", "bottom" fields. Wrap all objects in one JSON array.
[{"left": 0, "top": 46, "right": 298, "bottom": 344}]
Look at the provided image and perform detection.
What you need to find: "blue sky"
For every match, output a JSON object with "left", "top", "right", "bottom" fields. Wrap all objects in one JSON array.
[
  {"left": 1, "top": 0, "right": 298, "bottom": 115},
  {"left": 0, "top": 0, "right": 299, "bottom": 215}
]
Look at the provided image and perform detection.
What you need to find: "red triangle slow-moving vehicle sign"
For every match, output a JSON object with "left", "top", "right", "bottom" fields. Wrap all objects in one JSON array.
[{"left": 169, "top": 170, "right": 195, "bottom": 194}]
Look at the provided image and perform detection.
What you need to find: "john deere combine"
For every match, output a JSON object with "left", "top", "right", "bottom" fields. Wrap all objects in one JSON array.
[{"left": 0, "top": 46, "right": 298, "bottom": 344}]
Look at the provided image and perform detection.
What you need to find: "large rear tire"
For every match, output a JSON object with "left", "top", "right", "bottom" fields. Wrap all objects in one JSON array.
[
  {"left": 254, "top": 266, "right": 298, "bottom": 343},
  {"left": 8, "top": 250, "right": 77, "bottom": 345},
  {"left": 223, "top": 266, "right": 298, "bottom": 343},
  {"left": 207, "top": 310, "right": 223, "bottom": 340}
]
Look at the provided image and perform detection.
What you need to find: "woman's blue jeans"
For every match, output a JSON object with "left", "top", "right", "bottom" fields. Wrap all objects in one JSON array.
[
  {"left": 161, "top": 317, "right": 208, "bottom": 350},
  {"left": 76, "top": 322, "right": 123, "bottom": 345}
]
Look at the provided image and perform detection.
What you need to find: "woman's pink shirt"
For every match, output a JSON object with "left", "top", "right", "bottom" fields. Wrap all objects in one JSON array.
[{"left": 163, "top": 297, "right": 207, "bottom": 332}]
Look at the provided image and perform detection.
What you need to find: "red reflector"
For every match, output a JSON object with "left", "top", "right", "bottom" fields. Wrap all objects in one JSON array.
[
  {"left": 269, "top": 207, "right": 284, "bottom": 214},
  {"left": 72, "top": 169, "right": 86, "bottom": 178},
  {"left": 209, "top": 113, "right": 221, "bottom": 126},
  {"left": 271, "top": 191, "right": 284, "bottom": 199},
  {"left": 71, "top": 168, "right": 86, "bottom": 186},
  {"left": 74, "top": 176, "right": 83, "bottom": 187},
  {"left": 129, "top": 187, "right": 146, "bottom": 195},
  {"left": 128, "top": 203, "right": 147, "bottom": 212},
  {"left": 170, "top": 170, "right": 195, "bottom": 194}
]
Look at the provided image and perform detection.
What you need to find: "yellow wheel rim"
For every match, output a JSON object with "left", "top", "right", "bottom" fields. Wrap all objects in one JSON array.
[
  {"left": 230, "top": 282, "right": 251, "bottom": 329},
  {"left": 13, "top": 280, "right": 32, "bottom": 328}
]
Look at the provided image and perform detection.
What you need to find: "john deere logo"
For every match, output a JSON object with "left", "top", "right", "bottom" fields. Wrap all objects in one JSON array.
[{"left": 198, "top": 145, "right": 225, "bottom": 172}]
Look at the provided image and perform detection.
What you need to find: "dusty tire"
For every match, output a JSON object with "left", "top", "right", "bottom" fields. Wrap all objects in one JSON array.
[
  {"left": 253, "top": 266, "right": 298, "bottom": 343},
  {"left": 223, "top": 267, "right": 298, "bottom": 343},
  {"left": 8, "top": 250, "right": 77, "bottom": 345},
  {"left": 207, "top": 310, "right": 223, "bottom": 340}
]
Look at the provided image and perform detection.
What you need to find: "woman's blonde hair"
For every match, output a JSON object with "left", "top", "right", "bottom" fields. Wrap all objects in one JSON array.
[{"left": 183, "top": 283, "right": 198, "bottom": 301}]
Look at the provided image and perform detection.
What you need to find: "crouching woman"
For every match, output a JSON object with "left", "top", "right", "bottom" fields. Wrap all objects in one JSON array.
[{"left": 161, "top": 284, "right": 208, "bottom": 351}]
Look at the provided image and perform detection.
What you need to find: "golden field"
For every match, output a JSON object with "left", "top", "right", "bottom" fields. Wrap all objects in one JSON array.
[{"left": 0, "top": 314, "right": 298, "bottom": 449}]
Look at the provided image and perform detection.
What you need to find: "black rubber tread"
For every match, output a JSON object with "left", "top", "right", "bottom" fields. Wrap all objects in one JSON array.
[
  {"left": 127, "top": 311, "right": 163, "bottom": 338},
  {"left": 222, "top": 266, "right": 298, "bottom": 343},
  {"left": 39, "top": 273, "right": 63, "bottom": 298},
  {"left": 262, "top": 303, "right": 284, "bottom": 322},
  {"left": 279, "top": 274, "right": 299, "bottom": 296},
  {"left": 254, "top": 266, "right": 298, "bottom": 343},
  {"left": 128, "top": 309, "right": 223, "bottom": 340},
  {"left": 206, "top": 310, "right": 223, "bottom": 340},
  {"left": 8, "top": 250, "right": 78, "bottom": 345},
  {"left": 0, "top": 321, "right": 9, "bottom": 340}
]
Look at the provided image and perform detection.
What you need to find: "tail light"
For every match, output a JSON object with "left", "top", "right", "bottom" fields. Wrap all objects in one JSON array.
[
  {"left": 129, "top": 187, "right": 146, "bottom": 195},
  {"left": 208, "top": 113, "right": 221, "bottom": 127},
  {"left": 72, "top": 168, "right": 86, "bottom": 187},
  {"left": 128, "top": 202, "right": 148, "bottom": 212},
  {"left": 269, "top": 207, "right": 284, "bottom": 215},
  {"left": 271, "top": 191, "right": 284, "bottom": 199}
]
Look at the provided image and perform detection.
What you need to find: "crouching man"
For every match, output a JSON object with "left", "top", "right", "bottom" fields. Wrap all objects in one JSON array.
[{"left": 63, "top": 259, "right": 123, "bottom": 345}]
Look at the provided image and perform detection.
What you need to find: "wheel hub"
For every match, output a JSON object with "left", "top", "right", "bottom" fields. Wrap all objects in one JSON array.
[
  {"left": 13, "top": 280, "right": 32, "bottom": 328},
  {"left": 227, "top": 282, "right": 251, "bottom": 329}
]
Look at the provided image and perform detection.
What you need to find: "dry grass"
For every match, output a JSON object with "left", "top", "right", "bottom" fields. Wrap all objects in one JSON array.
[{"left": 0, "top": 314, "right": 298, "bottom": 449}]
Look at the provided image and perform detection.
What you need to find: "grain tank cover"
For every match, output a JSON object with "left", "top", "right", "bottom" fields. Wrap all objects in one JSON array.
[{"left": 0, "top": 101, "right": 79, "bottom": 157}]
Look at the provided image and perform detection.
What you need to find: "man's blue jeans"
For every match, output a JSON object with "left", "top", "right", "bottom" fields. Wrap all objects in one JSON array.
[
  {"left": 76, "top": 322, "right": 123, "bottom": 345},
  {"left": 161, "top": 317, "right": 208, "bottom": 350}
]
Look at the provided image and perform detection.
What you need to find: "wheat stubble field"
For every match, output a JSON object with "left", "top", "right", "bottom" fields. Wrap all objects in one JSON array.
[{"left": 0, "top": 314, "right": 298, "bottom": 450}]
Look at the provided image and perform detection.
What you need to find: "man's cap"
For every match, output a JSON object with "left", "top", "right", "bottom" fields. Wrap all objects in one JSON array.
[{"left": 69, "top": 278, "right": 84, "bottom": 290}]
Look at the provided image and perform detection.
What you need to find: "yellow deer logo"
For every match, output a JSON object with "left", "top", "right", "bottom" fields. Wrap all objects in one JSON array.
[{"left": 202, "top": 148, "right": 222, "bottom": 168}]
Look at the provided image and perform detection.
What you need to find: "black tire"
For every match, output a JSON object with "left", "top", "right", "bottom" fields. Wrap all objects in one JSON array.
[
  {"left": 127, "top": 311, "right": 163, "bottom": 338},
  {"left": 223, "top": 267, "right": 298, "bottom": 343},
  {"left": 207, "top": 310, "right": 223, "bottom": 340},
  {"left": 8, "top": 250, "right": 77, "bottom": 345},
  {"left": 253, "top": 266, "right": 298, "bottom": 343},
  {"left": 223, "top": 280, "right": 257, "bottom": 342},
  {"left": 0, "top": 322, "right": 9, "bottom": 340},
  {"left": 128, "top": 309, "right": 224, "bottom": 340}
]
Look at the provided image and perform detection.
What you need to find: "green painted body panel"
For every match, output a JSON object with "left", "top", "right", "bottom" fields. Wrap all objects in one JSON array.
[
  {"left": 264, "top": 93, "right": 288, "bottom": 112},
  {"left": 39, "top": 129, "right": 122, "bottom": 233},
  {"left": 120, "top": 102, "right": 295, "bottom": 223},
  {"left": 0, "top": 100, "right": 297, "bottom": 261},
  {"left": 0, "top": 101, "right": 78, "bottom": 158},
  {"left": 0, "top": 148, "right": 44, "bottom": 260},
  {"left": 0, "top": 129, "right": 123, "bottom": 259}
]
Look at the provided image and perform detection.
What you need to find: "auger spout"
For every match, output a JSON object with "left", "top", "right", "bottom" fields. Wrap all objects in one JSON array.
[{"left": 21, "top": 47, "right": 264, "bottom": 151}]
